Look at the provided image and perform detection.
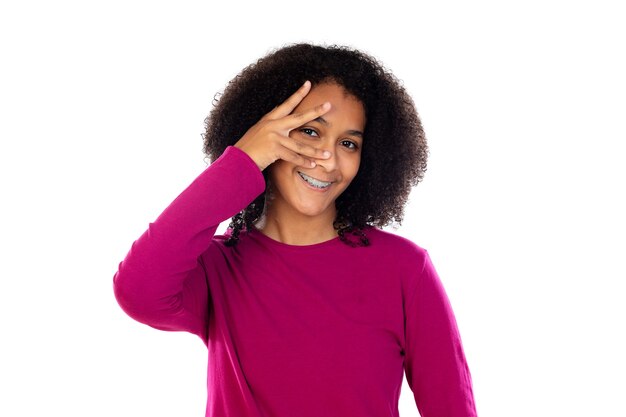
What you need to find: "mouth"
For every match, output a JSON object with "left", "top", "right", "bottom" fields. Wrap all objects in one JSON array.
[{"left": 297, "top": 171, "right": 333, "bottom": 190}]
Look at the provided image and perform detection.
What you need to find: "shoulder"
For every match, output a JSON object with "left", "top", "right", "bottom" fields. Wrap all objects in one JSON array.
[
  {"left": 199, "top": 230, "right": 236, "bottom": 260},
  {"left": 364, "top": 228, "right": 435, "bottom": 306},
  {"left": 366, "top": 227, "right": 427, "bottom": 255},
  {"left": 363, "top": 226, "right": 429, "bottom": 270}
]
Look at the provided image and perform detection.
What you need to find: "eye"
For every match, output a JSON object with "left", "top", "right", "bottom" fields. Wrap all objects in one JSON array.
[
  {"left": 341, "top": 140, "right": 359, "bottom": 150},
  {"left": 299, "top": 128, "right": 319, "bottom": 137}
]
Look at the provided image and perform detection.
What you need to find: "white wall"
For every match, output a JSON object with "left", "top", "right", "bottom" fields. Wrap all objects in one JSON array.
[{"left": 1, "top": 0, "right": 624, "bottom": 416}]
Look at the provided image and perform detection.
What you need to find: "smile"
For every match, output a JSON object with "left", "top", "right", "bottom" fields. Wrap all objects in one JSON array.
[{"left": 297, "top": 171, "right": 332, "bottom": 189}]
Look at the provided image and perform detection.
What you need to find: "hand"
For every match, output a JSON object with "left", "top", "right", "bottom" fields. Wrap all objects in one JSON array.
[{"left": 233, "top": 80, "right": 332, "bottom": 171}]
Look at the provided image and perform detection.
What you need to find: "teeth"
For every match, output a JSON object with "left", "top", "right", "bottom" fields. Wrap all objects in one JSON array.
[{"left": 298, "top": 172, "right": 331, "bottom": 188}]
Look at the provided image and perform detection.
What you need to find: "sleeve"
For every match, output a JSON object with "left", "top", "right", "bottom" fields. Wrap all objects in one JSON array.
[
  {"left": 112, "top": 146, "right": 265, "bottom": 344},
  {"left": 404, "top": 249, "right": 478, "bottom": 417}
]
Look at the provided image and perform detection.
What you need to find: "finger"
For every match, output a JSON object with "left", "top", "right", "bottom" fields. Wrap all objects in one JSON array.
[
  {"left": 265, "top": 80, "right": 312, "bottom": 120},
  {"left": 278, "top": 136, "right": 331, "bottom": 161},
  {"left": 278, "top": 147, "right": 318, "bottom": 168},
  {"left": 282, "top": 101, "right": 331, "bottom": 131}
]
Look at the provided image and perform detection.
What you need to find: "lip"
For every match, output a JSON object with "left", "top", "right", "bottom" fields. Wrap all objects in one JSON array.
[
  {"left": 297, "top": 171, "right": 334, "bottom": 183},
  {"left": 297, "top": 171, "right": 332, "bottom": 192}
]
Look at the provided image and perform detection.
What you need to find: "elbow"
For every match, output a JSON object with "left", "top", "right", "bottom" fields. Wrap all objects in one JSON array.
[
  {"left": 112, "top": 268, "right": 183, "bottom": 327},
  {"left": 112, "top": 269, "right": 147, "bottom": 322},
  {"left": 113, "top": 268, "right": 157, "bottom": 324}
]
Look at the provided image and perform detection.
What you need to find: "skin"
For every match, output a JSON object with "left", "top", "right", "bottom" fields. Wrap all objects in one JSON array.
[{"left": 234, "top": 81, "right": 366, "bottom": 245}]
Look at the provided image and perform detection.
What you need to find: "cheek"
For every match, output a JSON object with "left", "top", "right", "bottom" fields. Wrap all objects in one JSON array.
[
  {"left": 346, "top": 156, "right": 361, "bottom": 180},
  {"left": 269, "top": 159, "right": 298, "bottom": 184},
  {"left": 267, "top": 161, "right": 284, "bottom": 185}
]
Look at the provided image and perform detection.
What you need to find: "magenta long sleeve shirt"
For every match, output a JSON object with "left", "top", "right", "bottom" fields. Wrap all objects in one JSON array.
[{"left": 113, "top": 146, "right": 477, "bottom": 417}]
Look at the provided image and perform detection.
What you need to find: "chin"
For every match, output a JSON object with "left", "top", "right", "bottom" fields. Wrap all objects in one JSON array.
[
  {"left": 290, "top": 196, "right": 337, "bottom": 216},
  {"left": 295, "top": 205, "right": 331, "bottom": 218}
]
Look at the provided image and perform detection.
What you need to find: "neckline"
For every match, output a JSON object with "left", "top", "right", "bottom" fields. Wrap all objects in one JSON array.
[{"left": 247, "top": 225, "right": 342, "bottom": 250}]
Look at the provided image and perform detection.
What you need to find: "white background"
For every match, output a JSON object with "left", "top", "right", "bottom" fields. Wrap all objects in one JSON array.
[{"left": 1, "top": 0, "right": 624, "bottom": 416}]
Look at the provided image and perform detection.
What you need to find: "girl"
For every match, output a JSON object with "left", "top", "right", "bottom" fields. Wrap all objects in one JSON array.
[{"left": 113, "top": 42, "right": 477, "bottom": 417}]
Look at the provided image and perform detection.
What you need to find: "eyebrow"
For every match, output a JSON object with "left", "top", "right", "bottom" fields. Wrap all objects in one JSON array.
[{"left": 313, "top": 116, "right": 363, "bottom": 138}]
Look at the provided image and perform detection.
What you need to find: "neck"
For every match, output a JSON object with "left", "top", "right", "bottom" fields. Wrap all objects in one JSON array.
[{"left": 256, "top": 203, "right": 339, "bottom": 246}]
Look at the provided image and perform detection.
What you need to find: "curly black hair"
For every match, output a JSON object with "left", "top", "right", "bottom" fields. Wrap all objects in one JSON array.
[{"left": 202, "top": 42, "right": 428, "bottom": 247}]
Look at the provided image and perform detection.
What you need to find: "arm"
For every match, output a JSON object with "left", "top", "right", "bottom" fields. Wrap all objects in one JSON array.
[
  {"left": 112, "top": 146, "right": 265, "bottom": 343},
  {"left": 113, "top": 81, "right": 339, "bottom": 343},
  {"left": 404, "top": 250, "right": 478, "bottom": 417}
]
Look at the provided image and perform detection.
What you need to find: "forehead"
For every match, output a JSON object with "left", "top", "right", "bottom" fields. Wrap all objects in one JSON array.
[
  {"left": 295, "top": 82, "right": 366, "bottom": 127},
  {"left": 298, "top": 82, "right": 358, "bottom": 104}
]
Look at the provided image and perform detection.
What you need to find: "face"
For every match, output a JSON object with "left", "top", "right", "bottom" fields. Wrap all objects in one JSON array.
[{"left": 267, "top": 82, "right": 366, "bottom": 221}]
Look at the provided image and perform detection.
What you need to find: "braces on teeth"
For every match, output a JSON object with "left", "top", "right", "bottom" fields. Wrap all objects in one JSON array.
[{"left": 299, "top": 172, "right": 331, "bottom": 188}]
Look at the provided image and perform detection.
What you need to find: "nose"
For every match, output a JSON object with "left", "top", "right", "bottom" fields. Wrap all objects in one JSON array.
[{"left": 314, "top": 143, "right": 338, "bottom": 171}]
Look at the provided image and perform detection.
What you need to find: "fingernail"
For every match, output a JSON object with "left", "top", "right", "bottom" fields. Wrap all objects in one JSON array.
[
  {"left": 323, "top": 151, "right": 331, "bottom": 158},
  {"left": 303, "top": 80, "right": 310, "bottom": 88},
  {"left": 322, "top": 102, "right": 331, "bottom": 110},
  {"left": 310, "top": 160, "right": 316, "bottom": 167}
]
